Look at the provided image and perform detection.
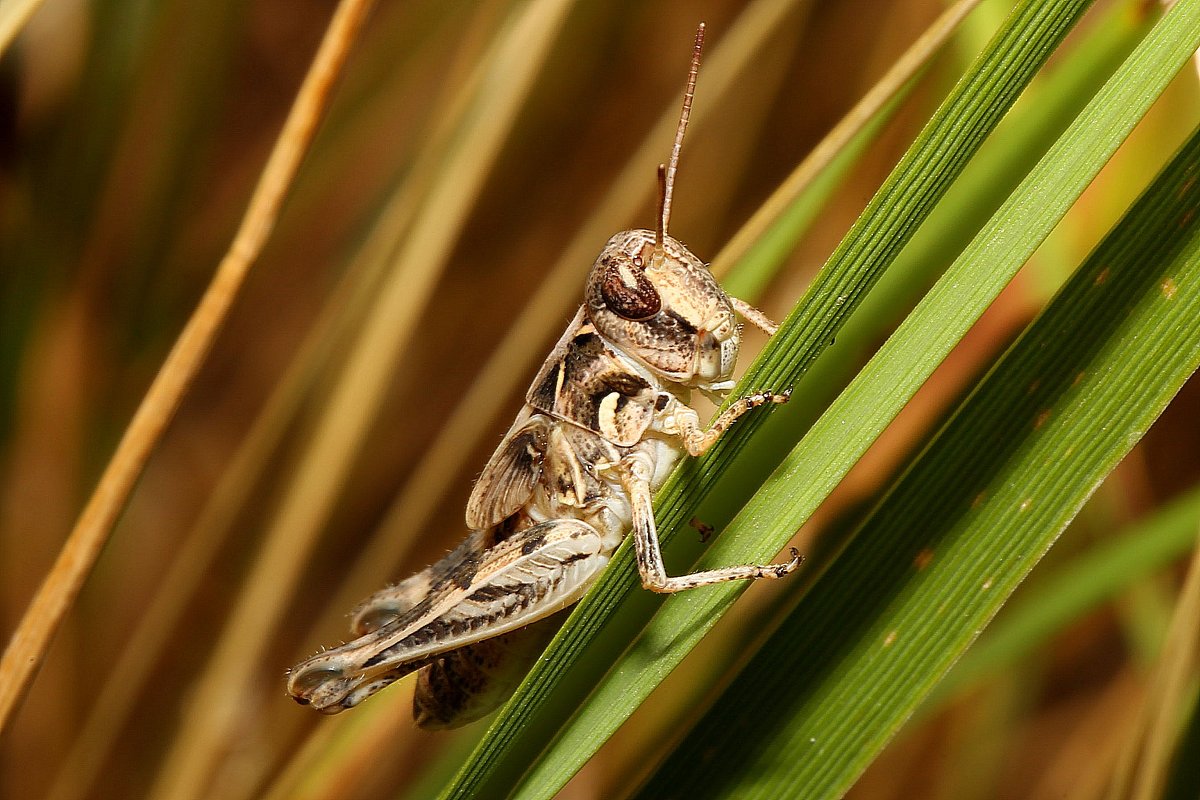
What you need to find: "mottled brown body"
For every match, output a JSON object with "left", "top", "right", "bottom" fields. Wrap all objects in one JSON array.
[
  {"left": 412, "top": 612, "right": 565, "bottom": 729},
  {"left": 286, "top": 23, "right": 801, "bottom": 726}
]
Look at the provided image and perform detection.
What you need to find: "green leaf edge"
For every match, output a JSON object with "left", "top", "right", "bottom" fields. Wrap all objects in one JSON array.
[
  {"left": 641, "top": 56, "right": 1200, "bottom": 800},
  {"left": 509, "top": 3, "right": 1164, "bottom": 795},
  {"left": 437, "top": 1, "right": 1106, "bottom": 798}
]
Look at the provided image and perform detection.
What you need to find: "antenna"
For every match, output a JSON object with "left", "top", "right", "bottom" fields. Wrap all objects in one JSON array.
[
  {"left": 655, "top": 165, "right": 667, "bottom": 250},
  {"left": 655, "top": 22, "right": 705, "bottom": 255}
]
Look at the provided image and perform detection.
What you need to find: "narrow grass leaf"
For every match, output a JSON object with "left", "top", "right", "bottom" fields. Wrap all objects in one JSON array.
[
  {"left": 508, "top": 3, "right": 1200, "bottom": 796},
  {"left": 938, "top": 484, "right": 1200, "bottom": 700},
  {"left": 706, "top": 0, "right": 1155, "bottom": 558},
  {"left": 640, "top": 109, "right": 1200, "bottom": 800}
]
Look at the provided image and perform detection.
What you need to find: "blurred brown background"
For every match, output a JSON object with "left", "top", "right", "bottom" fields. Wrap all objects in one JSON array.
[{"left": 2, "top": 0, "right": 1198, "bottom": 798}]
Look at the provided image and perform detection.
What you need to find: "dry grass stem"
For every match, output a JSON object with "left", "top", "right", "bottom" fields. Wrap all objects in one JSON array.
[
  {"left": 0, "top": 0, "right": 45, "bottom": 57},
  {"left": 0, "top": 0, "right": 378, "bottom": 735},
  {"left": 1125, "top": 526, "right": 1200, "bottom": 800},
  {"left": 713, "top": 0, "right": 985, "bottom": 272},
  {"left": 144, "top": 2, "right": 575, "bottom": 798}
]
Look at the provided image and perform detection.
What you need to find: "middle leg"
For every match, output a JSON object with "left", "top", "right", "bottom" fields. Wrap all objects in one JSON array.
[{"left": 618, "top": 453, "right": 801, "bottom": 593}]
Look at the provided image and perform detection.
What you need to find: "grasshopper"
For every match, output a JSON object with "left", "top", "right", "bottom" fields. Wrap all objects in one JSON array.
[{"left": 287, "top": 23, "right": 801, "bottom": 728}]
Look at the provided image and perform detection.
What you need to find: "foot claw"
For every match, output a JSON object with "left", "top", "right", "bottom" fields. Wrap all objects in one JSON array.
[
  {"left": 752, "top": 388, "right": 792, "bottom": 406},
  {"left": 779, "top": 547, "right": 804, "bottom": 576}
]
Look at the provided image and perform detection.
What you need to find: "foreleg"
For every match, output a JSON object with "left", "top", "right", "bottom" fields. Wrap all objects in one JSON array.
[
  {"left": 730, "top": 296, "right": 779, "bottom": 336},
  {"left": 674, "top": 389, "right": 790, "bottom": 457}
]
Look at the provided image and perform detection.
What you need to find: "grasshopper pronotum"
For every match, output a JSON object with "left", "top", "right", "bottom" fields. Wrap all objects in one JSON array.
[{"left": 287, "top": 23, "right": 801, "bottom": 728}]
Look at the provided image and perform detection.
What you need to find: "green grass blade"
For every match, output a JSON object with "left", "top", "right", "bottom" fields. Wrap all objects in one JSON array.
[
  {"left": 506, "top": 3, "right": 1200, "bottom": 796},
  {"left": 638, "top": 106, "right": 1200, "bottom": 800},
  {"left": 937, "top": 484, "right": 1200, "bottom": 700},
  {"left": 439, "top": 1, "right": 1101, "bottom": 798},
  {"left": 716, "top": 0, "right": 995, "bottom": 299},
  {"left": 706, "top": 0, "right": 1154, "bottom": 554}
]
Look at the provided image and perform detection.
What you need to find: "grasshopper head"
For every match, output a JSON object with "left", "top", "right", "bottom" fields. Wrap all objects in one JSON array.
[
  {"left": 584, "top": 228, "right": 739, "bottom": 390},
  {"left": 583, "top": 26, "right": 735, "bottom": 391}
]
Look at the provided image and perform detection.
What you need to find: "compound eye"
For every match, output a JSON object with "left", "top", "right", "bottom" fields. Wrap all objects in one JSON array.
[{"left": 599, "top": 261, "right": 661, "bottom": 320}]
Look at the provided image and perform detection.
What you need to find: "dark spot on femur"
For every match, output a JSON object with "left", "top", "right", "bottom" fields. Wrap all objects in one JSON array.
[
  {"left": 447, "top": 550, "right": 481, "bottom": 590},
  {"left": 600, "top": 262, "right": 661, "bottom": 320},
  {"left": 521, "top": 533, "right": 547, "bottom": 555}
]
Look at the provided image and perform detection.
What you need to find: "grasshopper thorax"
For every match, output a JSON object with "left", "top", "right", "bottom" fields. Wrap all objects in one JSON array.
[{"left": 584, "top": 228, "right": 739, "bottom": 390}]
